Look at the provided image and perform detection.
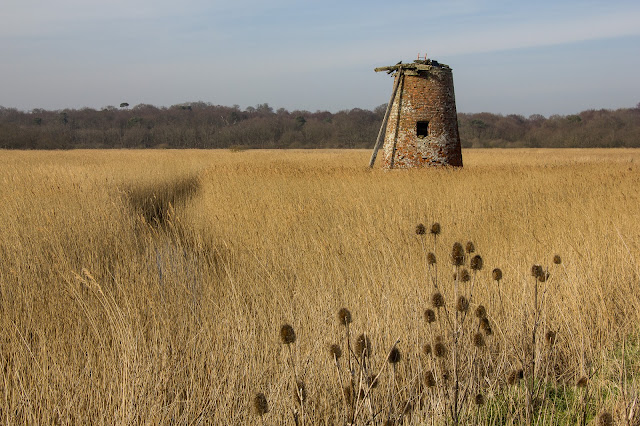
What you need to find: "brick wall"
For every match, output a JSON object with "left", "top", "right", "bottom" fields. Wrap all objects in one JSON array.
[{"left": 382, "top": 67, "right": 463, "bottom": 168}]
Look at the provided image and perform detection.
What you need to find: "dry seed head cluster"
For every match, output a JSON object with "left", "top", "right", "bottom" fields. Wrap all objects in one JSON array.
[
  {"left": 456, "top": 296, "right": 469, "bottom": 313},
  {"left": 253, "top": 392, "right": 269, "bottom": 416},
  {"left": 338, "top": 308, "right": 352, "bottom": 325},
  {"left": 458, "top": 269, "right": 471, "bottom": 282},
  {"left": 492, "top": 268, "right": 503, "bottom": 281},
  {"left": 531, "top": 264, "right": 544, "bottom": 278},
  {"left": 470, "top": 255, "right": 483, "bottom": 271},
  {"left": 465, "top": 241, "right": 475, "bottom": 254},
  {"left": 329, "top": 344, "right": 342, "bottom": 360},
  {"left": 430, "top": 222, "right": 441, "bottom": 235},
  {"left": 280, "top": 324, "right": 296, "bottom": 345},
  {"left": 424, "top": 308, "right": 436, "bottom": 323},
  {"left": 427, "top": 252, "right": 436, "bottom": 265},
  {"left": 423, "top": 343, "right": 432, "bottom": 356},
  {"left": 415, "top": 223, "right": 426, "bottom": 235},
  {"left": 434, "top": 342, "right": 447, "bottom": 358},
  {"left": 451, "top": 242, "right": 465, "bottom": 266},
  {"left": 431, "top": 292, "right": 445, "bottom": 308},
  {"left": 480, "top": 318, "right": 493, "bottom": 336},
  {"left": 424, "top": 370, "right": 436, "bottom": 387},
  {"left": 475, "top": 305, "right": 487, "bottom": 319},
  {"left": 388, "top": 346, "right": 402, "bottom": 364},
  {"left": 473, "top": 332, "right": 486, "bottom": 348}
]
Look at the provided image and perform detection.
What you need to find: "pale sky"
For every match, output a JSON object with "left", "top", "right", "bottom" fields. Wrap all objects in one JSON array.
[{"left": 1, "top": 0, "right": 639, "bottom": 116}]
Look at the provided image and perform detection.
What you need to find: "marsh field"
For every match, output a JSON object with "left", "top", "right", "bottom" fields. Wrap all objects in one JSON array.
[{"left": 1, "top": 148, "right": 639, "bottom": 425}]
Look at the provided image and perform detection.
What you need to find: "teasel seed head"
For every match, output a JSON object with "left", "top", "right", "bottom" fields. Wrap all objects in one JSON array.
[
  {"left": 424, "top": 308, "right": 436, "bottom": 324},
  {"left": 430, "top": 222, "right": 441, "bottom": 236},
  {"left": 338, "top": 308, "right": 352, "bottom": 326},
  {"left": 576, "top": 376, "right": 588, "bottom": 388},
  {"left": 294, "top": 380, "right": 307, "bottom": 405},
  {"left": 280, "top": 324, "right": 296, "bottom": 345},
  {"left": 553, "top": 254, "right": 562, "bottom": 265},
  {"left": 545, "top": 330, "right": 556, "bottom": 346},
  {"left": 434, "top": 342, "right": 447, "bottom": 358},
  {"left": 538, "top": 270, "right": 549, "bottom": 282},
  {"left": 253, "top": 392, "right": 269, "bottom": 416},
  {"left": 473, "top": 332, "right": 486, "bottom": 348},
  {"left": 431, "top": 292, "right": 445, "bottom": 308},
  {"left": 424, "top": 370, "right": 436, "bottom": 387},
  {"left": 415, "top": 223, "right": 426, "bottom": 235},
  {"left": 459, "top": 269, "right": 471, "bottom": 282},
  {"left": 492, "top": 268, "right": 503, "bottom": 281},
  {"left": 470, "top": 255, "right": 483, "bottom": 271},
  {"left": 598, "top": 411, "right": 613, "bottom": 426},
  {"left": 427, "top": 252, "right": 436, "bottom": 265},
  {"left": 465, "top": 241, "right": 475, "bottom": 254},
  {"left": 531, "top": 264, "right": 544, "bottom": 279},
  {"left": 480, "top": 318, "right": 493, "bottom": 336},
  {"left": 356, "top": 334, "right": 372, "bottom": 358},
  {"left": 435, "top": 335, "right": 443, "bottom": 343},
  {"left": 388, "top": 346, "right": 402, "bottom": 364},
  {"left": 456, "top": 296, "right": 469, "bottom": 313},
  {"left": 451, "top": 242, "right": 465, "bottom": 266},
  {"left": 329, "top": 344, "right": 342, "bottom": 360},
  {"left": 475, "top": 393, "right": 485, "bottom": 406},
  {"left": 423, "top": 343, "right": 432, "bottom": 356},
  {"left": 475, "top": 305, "right": 487, "bottom": 319}
]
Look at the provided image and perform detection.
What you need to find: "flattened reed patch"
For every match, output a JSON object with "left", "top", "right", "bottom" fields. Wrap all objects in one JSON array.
[{"left": 125, "top": 175, "right": 200, "bottom": 225}]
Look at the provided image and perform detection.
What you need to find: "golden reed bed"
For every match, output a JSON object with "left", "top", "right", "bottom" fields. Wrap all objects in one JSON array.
[{"left": 0, "top": 149, "right": 638, "bottom": 424}]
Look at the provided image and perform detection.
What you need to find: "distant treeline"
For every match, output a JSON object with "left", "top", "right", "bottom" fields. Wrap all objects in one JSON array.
[{"left": 1, "top": 102, "right": 639, "bottom": 149}]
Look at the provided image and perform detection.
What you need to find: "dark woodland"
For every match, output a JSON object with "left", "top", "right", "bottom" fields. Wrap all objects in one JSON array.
[{"left": 1, "top": 102, "right": 639, "bottom": 150}]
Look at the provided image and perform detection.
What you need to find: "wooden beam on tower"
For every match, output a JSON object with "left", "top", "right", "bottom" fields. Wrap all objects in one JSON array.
[{"left": 369, "top": 69, "right": 403, "bottom": 168}]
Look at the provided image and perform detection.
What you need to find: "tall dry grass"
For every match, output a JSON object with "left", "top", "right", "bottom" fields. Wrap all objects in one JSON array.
[{"left": 0, "top": 149, "right": 638, "bottom": 424}]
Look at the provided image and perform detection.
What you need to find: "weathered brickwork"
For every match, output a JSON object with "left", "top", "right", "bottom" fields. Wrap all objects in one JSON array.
[{"left": 381, "top": 61, "right": 463, "bottom": 168}]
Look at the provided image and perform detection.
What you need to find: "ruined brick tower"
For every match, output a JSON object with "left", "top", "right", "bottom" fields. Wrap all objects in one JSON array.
[{"left": 369, "top": 59, "right": 463, "bottom": 168}]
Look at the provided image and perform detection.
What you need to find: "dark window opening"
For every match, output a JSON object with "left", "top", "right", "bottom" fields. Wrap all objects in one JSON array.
[{"left": 416, "top": 121, "right": 429, "bottom": 138}]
